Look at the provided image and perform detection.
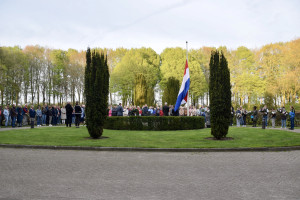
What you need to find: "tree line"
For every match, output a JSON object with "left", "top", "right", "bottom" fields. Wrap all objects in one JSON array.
[{"left": 0, "top": 38, "right": 299, "bottom": 108}]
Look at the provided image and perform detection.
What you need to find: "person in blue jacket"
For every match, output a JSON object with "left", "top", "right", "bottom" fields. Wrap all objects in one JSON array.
[
  {"left": 29, "top": 106, "right": 36, "bottom": 128},
  {"left": 117, "top": 103, "right": 124, "bottom": 116},
  {"left": 289, "top": 106, "right": 295, "bottom": 130}
]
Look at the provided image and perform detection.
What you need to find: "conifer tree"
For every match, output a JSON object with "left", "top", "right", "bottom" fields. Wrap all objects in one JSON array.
[
  {"left": 209, "top": 51, "right": 231, "bottom": 139},
  {"left": 85, "top": 48, "right": 109, "bottom": 138}
]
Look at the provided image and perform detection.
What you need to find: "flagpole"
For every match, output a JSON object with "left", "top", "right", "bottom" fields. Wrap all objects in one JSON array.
[{"left": 186, "top": 41, "right": 189, "bottom": 116}]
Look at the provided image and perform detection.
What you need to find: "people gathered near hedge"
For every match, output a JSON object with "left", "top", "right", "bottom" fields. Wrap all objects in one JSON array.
[{"left": 0, "top": 102, "right": 298, "bottom": 130}]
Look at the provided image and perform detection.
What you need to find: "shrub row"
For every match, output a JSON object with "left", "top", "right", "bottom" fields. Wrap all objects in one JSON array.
[{"left": 104, "top": 116, "right": 205, "bottom": 130}]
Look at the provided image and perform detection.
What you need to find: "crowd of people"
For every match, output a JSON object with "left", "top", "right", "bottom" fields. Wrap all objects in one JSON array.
[
  {"left": 107, "top": 102, "right": 212, "bottom": 127},
  {"left": 107, "top": 103, "right": 296, "bottom": 130},
  {"left": 107, "top": 102, "right": 206, "bottom": 117},
  {"left": 0, "top": 102, "right": 85, "bottom": 129},
  {"left": 0, "top": 102, "right": 296, "bottom": 130},
  {"left": 232, "top": 105, "right": 296, "bottom": 130}
]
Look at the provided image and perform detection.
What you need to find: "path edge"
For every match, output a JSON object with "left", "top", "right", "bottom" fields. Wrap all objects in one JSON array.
[{"left": 1, "top": 144, "right": 300, "bottom": 152}]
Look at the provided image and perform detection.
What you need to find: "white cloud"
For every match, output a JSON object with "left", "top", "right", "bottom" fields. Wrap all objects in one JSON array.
[{"left": 0, "top": 0, "right": 299, "bottom": 53}]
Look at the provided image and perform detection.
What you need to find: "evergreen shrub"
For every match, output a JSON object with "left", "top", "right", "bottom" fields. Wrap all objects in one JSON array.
[{"left": 104, "top": 116, "right": 205, "bottom": 130}]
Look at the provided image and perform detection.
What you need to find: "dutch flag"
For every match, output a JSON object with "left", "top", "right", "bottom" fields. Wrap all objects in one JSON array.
[{"left": 174, "top": 59, "right": 190, "bottom": 112}]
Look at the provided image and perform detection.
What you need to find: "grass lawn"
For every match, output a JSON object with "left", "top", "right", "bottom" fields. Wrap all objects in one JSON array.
[{"left": 0, "top": 126, "right": 299, "bottom": 148}]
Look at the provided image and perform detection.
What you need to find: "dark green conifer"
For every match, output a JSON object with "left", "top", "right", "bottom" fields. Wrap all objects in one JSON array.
[
  {"left": 85, "top": 48, "right": 109, "bottom": 138},
  {"left": 209, "top": 51, "right": 231, "bottom": 139}
]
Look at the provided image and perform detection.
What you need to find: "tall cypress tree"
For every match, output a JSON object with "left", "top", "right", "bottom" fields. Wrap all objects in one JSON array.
[
  {"left": 209, "top": 51, "right": 231, "bottom": 139},
  {"left": 85, "top": 48, "right": 109, "bottom": 139}
]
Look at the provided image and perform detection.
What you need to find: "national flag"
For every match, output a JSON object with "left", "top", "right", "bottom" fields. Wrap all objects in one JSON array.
[{"left": 174, "top": 59, "right": 190, "bottom": 112}]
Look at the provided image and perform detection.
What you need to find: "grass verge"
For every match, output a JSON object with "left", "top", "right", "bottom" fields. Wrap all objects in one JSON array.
[{"left": 0, "top": 126, "right": 299, "bottom": 148}]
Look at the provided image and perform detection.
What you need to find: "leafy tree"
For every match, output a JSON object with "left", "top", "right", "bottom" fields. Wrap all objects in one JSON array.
[
  {"left": 134, "top": 73, "right": 147, "bottom": 107},
  {"left": 111, "top": 48, "right": 160, "bottom": 105},
  {"left": 209, "top": 51, "right": 231, "bottom": 139},
  {"left": 85, "top": 48, "right": 109, "bottom": 138},
  {"left": 162, "top": 77, "right": 179, "bottom": 106}
]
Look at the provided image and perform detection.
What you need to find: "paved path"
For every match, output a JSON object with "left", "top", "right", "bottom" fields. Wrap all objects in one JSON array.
[{"left": 0, "top": 148, "right": 299, "bottom": 200}]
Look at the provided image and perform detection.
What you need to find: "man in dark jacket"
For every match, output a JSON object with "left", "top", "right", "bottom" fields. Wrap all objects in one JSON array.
[
  {"left": 112, "top": 106, "right": 117, "bottom": 116},
  {"left": 74, "top": 101, "right": 82, "bottom": 128},
  {"left": 29, "top": 106, "right": 36, "bottom": 128},
  {"left": 52, "top": 106, "right": 58, "bottom": 126},
  {"left": 65, "top": 102, "right": 73, "bottom": 127},
  {"left": 163, "top": 102, "right": 169, "bottom": 116},
  {"left": 117, "top": 103, "right": 124, "bottom": 116},
  {"left": 142, "top": 104, "right": 148, "bottom": 116},
  {"left": 10, "top": 104, "right": 17, "bottom": 128}
]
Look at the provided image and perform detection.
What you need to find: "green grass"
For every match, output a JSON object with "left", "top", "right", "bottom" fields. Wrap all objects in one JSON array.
[{"left": 0, "top": 127, "right": 299, "bottom": 148}]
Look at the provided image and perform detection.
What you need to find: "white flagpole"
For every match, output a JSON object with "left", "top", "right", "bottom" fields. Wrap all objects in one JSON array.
[{"left": 186, "top": 41, "right": 189, "bottom": 116}]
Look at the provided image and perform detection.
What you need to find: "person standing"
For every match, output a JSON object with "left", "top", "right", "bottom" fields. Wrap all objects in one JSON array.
[
  {"left": 10, "top": 104, "right": 17, "bottom": 128},
  {"left": 242, "top": 108, "right": 247, "bottom": 127},
  {"left": 42, "top": 105, "right": 48, "bottom": 126},
  {"left": 29, "top": 106, "right": 36, "bottom": 128},
  {"left": 52, "top": 105, "right": 58, "bottom": 126},
  {"left": 61, "top": 106, "right": 67, "bottom": 124},
  {"left": 16, "top": 104, "right": 23, "bottom": 127},
  {"left": 48, "top": 106, "right": 53, "bottom": 126},
  {"left": 260, "top": 105, "right": 269, "bottom": 128},
  {"left": 81, "top": 105, "right": 85, "bottom": 125},
  {"left": 3, "top": 106, "right": 10, "bottom": 127},
  {"left": 289, "top": 106, "right": 295, "bottom": 130},
  {"left": 57, "top": 106, "right": 61, "bottom": 124},
  {"left": 36, "top": 106, "right": 42, "bottom": 127},
  {"left": 148, "top": 106, "right": 153, "bottom": 116},
  {"left": 270, "top": 109, "right": 277, "bottom": 128},
  {"left": 108, "top": 106, "right": 112, "bottom": 117},
  {"left": 280, "top": 107, "right": 287, "bottom": 129},
  {"left": 46, "top": 105, "right": 51, "bottom": 126},
  {"left": 23, "top": 104, "right": 29, "bottom": 125},
  {"left": 65, "top": 102, "right": 73, "bottom": 127},
  {"left": 74, "top": 101, "right": 82, "bottom": 128},
  {"left": 236, "top": 107, "right": 241, "bottom": 127},
  {"left": 205, "top": 107, "right": 211, "bottom": 128},
  {"left": 123, "top": 106, "right": 129, "bottom": 116},
  {"left": 252, "top": 106, "right": 258, "bottom": 127},
  {"left": 163, "top": 102, "right": 169, "bottom": 116},
  {"left": 116, "top": 103, "right": 124, "bottom": 116},
  {"left": 142, "top": 104, "right": 148, "bottom": 116},
  {"left": 230, "top": 106, "right": 235, "bottom": 126}
]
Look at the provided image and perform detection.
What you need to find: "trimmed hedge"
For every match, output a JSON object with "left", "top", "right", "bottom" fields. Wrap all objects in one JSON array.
[{"left": 104, "top": 116, "right": 205, "bottom": 130}]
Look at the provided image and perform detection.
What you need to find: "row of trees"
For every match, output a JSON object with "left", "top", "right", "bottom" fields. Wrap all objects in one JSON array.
[
  {"left": 0, "top": 46, "right": 85, "bottom": 106},
  {"left": 0, "top": 38, "right": 299, "bottom": 107}
]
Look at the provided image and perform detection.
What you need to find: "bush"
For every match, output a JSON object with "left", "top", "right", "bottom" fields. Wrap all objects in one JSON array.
[{"left": 104, "top": 116, "right": 205, "bottom": 130}]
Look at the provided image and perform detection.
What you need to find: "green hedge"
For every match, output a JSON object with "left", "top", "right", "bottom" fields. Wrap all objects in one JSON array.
[{"left": 104, "top": 116, "right": 205, "bottom": 130}]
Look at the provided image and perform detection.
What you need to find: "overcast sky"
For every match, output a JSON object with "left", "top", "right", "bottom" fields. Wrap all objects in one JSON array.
[{"left": 0, "top": 0, "right": 299, "bottom": 53}]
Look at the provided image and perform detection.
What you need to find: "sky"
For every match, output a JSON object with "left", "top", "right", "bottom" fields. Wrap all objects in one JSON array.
[{"left": 0, "top": 0, "right": 300, "bottom": 53}]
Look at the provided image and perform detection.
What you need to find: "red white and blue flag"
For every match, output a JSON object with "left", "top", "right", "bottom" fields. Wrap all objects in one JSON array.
[{"left": 174, "top": 59, "right": 190, "bottom": 112}]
